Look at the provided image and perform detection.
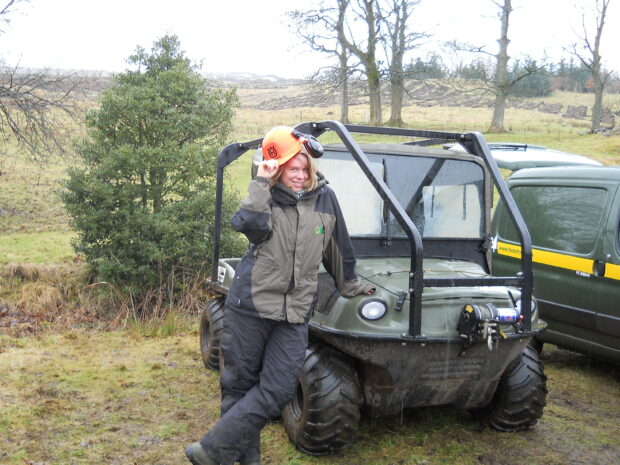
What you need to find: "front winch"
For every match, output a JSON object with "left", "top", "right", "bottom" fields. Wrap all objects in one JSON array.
[{"left": 457, "top": 303, "right": 523, "bottom": 350}]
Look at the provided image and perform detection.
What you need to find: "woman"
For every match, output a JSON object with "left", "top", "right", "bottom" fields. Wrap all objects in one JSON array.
[{"left": 186, "top": 126, "right": 374, "bottom": 465}]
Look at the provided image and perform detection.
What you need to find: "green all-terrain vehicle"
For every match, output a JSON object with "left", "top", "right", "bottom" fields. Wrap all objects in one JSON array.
[{"left": 200, "top": 121, "right": 547, "bottom": 455}]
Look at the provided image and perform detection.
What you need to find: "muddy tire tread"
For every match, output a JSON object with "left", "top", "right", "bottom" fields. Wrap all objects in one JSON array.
[
  {"left": 199, "top": 297, "right": 225, "bottom": 371},
  {"left": 473, "top": 345, "right": 548, "bottom": 432},
  {"left": 282, "top": 343, "right": 362, "bottom": 455}
]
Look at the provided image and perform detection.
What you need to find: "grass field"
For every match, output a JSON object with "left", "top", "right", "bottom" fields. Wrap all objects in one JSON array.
[{"left": 2, "top": 86, "right": 620, "bottom": 264}]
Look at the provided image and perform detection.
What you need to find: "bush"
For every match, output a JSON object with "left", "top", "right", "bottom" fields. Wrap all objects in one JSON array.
[
  {"left": 508, "top": 72, "right": 552, "bottom": 98},
  {"left": 453, "top": 59, "right": 493, "bottom": 81},
  {"left": 62, "top": 35, "right": 246, "bottom": 299},
  {"left": 406, "top": 54, "right": 448, "bottom": 80}
]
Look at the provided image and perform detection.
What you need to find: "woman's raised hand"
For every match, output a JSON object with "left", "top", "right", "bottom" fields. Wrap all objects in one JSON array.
[{"left": 256, "top": 159, "right": 279, "bottom": 178}]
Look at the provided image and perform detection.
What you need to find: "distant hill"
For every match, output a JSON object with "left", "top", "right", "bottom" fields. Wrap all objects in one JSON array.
[
  {"left": 204, "top": 71, "right": 305, "bottom": 86},
  {"left": 35, "top": 69, "right": 307, "bottom": 102}
]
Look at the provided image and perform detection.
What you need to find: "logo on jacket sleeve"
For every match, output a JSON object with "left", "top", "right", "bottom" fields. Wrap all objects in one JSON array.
[{"left": 315, "top": 226, "right": 325, "bottom": 235}]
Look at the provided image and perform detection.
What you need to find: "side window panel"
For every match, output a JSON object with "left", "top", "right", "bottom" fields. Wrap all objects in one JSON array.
[
  {"left": 315, "top": 156, "right": 384, "bottom": 236},
  {"left": 388, "top": 158, "right": 485, "bottom": 239},
  {"left": 498, "top": 185, "right": 607, "bottom": 255},
  {"left": 317, "top": 151, "right": 485, "bottom": 239}
]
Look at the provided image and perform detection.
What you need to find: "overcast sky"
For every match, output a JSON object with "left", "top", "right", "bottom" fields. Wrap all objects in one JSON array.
[{"left": 1, "top": 0, "right": 618, "bottom": 78}]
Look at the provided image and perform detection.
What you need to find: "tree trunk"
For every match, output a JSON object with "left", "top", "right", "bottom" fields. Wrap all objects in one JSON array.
[
  {"left": 367, "top": 66, "right": 382, "bottom": 126},
  {"left": 588, "top": 0, "right": 610, "bottom": 133},
  {"left": 386, "top": 0, "right": 410, "bottom": 127},
  {"left": 590, "top": 74, "right": 604, "bottom": 132},
  {"left": 364, "top": 0, "right": 381, "bottom": 126},
  {"left": 338, "top": 49, "right": 350, "bottom": 124},
  {"left": 387, "top": 74, "right": 405, "bottom": 127},
  {"left": 488, "top": 0, "right": 512, "bottom": 133},
  {"left": 489, "top": 92, "right": 508, "bottom": 133},
  {"left": 340, "top": 0, "right": 382, "bottom": 126},
  {"left": 386, "top": 13, "right": 405, "bottom": 126},
  {"left": 335, "top": 0, "right": 350, "bottom": 124}
]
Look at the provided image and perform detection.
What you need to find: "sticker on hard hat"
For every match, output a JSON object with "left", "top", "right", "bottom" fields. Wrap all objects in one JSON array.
[{"left": 266, "top": 146, "right": 278, "bottom": 159}]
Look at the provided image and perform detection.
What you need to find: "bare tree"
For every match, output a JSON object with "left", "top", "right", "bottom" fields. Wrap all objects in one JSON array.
[
  {"left": 488, "top": 0, "right": 512, "bottom": 133},
  {"left": 290, "top": 0, "right": 427, "bottom": 127},
  {"left": 335, "top": 1, "right": 352, "bottom": 123},
  {"left": 340, "top": 0, "right": 383, "bottom": 125},
  {"left": 570, "top": 0, "right": 612, "bottom": 133},
  {"left": 0, "top": 0, "right": 22, "bottom": 32},
  {"left": 448, "top": 0, "right": 545, "bottom": 133},
  {"left": 380, "top": 0, "right": 427, "bottom": 126},
  {"left": 0, "top": 0, "right": 81, "bottom": 163},
  {"left": 288, "top": 1, "right": 352, "bottom": 123}
]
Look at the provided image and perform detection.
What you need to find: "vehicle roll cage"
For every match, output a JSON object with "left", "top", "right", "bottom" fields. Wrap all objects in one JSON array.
[{"left": 210, "top": 120, "right": 533, "bottom": 339}]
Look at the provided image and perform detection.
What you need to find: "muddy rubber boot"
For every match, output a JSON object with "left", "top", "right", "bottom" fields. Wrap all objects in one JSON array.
[{"left": 184, "top": 442, "right": 220, "bottom": 465}]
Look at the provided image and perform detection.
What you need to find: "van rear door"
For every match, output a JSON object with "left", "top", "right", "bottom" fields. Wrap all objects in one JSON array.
[
  {"left": 491, "top": 173, "right": 620, "bottom": 362},
  {"left": 599, "top": 185, "right": 620, "bottom": 355}
]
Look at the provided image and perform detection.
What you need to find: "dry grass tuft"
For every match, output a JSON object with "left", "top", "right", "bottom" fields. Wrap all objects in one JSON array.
[
  {"left": 2, "top": 263, "right": 48, "bottom": 281},
  {"left": 0, "top": 262, "right": 102, "bottom": 335},
  {"left": 16, "top": 282, "right": 63, "bottom": 318},
  {"left": 0, "top": 262, "right": 89, "bottom": 284},
  {"left": 104, "top": 274, "right": 211, "bottom": 330}
]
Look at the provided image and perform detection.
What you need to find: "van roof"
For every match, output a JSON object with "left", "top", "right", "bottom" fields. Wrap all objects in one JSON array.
[{"left": 509, "top": 165, "right": 620, "bottom": 181}]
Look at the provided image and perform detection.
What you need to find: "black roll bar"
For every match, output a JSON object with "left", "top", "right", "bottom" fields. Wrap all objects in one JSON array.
[
  {"left": 459, "top": 135, "right": 533, "bottom": 332},
  {"left": 210, "top": 137, "right": 261, "bottom": 287},
  {"left": 209, "top": 121, "right": 533, "bottom": 338}
]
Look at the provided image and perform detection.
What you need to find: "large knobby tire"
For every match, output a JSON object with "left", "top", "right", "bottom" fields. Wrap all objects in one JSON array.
[
  {"left": 282, "top": 343, "right": 363, "bottom": 456},
  {"left": 472, "top": 345, "right": 548, "bottom": 432},
  {"left": 199, "top": 298, "right": 225, "bottom": 371}
]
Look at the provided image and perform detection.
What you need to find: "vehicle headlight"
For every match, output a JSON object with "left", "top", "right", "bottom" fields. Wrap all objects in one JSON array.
[{"left": 359, "top": 299, "right": 387, "bottom": 321}]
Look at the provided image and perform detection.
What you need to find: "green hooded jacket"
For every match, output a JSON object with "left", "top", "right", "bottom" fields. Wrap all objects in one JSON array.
[{"left": 226, "top": 175, "right": 372, "bottom": 323}]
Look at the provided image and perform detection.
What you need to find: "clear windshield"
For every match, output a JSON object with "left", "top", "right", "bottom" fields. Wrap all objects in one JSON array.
[{"left": 316, "top": 150, "right": 485, "bottom": 239}]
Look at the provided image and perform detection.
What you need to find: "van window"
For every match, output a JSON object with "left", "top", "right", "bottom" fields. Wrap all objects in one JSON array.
[{"left": 498, "top": 185, "right": 607, "bottom": 254}]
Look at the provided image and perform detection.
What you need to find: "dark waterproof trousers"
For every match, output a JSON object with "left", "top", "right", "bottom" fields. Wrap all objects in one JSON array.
[{"left": 199, "top": 307, "right": 308, "bottom": 465}]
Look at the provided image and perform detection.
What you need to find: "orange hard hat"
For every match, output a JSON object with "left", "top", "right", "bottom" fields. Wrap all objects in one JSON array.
[{"left": 261, "top": 126, "right": 303, "bottom": 166}]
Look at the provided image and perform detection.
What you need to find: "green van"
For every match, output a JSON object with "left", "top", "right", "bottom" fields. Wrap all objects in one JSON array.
[{"left": 491, "top": 166, "right": 620, "bottom": 362}]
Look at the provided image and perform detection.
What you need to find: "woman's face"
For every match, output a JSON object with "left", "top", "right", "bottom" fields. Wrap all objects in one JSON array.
[{"left": 280, "top": 154, "right": 309, "bottom": 191}]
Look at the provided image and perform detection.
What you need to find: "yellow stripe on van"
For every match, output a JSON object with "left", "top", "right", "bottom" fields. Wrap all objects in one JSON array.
[
  {"left": 605, "top": 263, "right": 620, "bottom": 280},
  {"left": 496, "top": 242, "right": 523, "bottom": 259},
  {"left": 496, "top": 241, "right": 600, "bottom": 276},
  {"left": 533, "top": 249, "right": 595, "bottom": 274}
]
